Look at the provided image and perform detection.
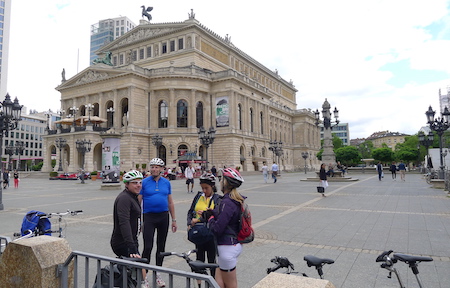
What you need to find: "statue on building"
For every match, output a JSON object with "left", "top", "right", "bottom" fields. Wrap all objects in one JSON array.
[
  {"left": 61, "top": 68, "right": 66, "bottom": 83},
  {"left": 122, "top": 113, "right": 128, "bottom": 127},
  {"left": 188, "top": 9, "right": 195, "bottom": 19},
  {"left": 92, "top": 51, "right": 113, "bottom": 66},
  {"left": 141, "top": 5, "right": 153, "bottom": 21}
]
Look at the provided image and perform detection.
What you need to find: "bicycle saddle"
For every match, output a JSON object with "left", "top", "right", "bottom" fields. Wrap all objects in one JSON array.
[
  {"left": 393, "top": 253, "right": 433, "bottom": 263},
  {"left": 190, "top": 260, "right": 219, "bottom": 270},
  {"left": 304, "top": 255, "right": 335, "bottom": 267}
]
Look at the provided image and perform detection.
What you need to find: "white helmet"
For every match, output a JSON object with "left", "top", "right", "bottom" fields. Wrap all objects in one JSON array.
[
  {"left": 123, "top": 170, "right": 143, "bottom": 183},
  {"left": 149, "top": 158, "right": 165, "bottom": 167}
]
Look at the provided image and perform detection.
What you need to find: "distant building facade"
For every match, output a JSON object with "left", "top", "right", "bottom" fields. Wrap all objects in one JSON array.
[
  {"left": 0, "top": 0, "right": 11, "bottom": 97},
  {"left": 90, "top": 16, "right": 136, "bottom": 63},
  {"left": 318, "top": 122, "right": 350, "bottom": 146},
  {"left": 366, "top": 131, "right": 409, "bottom": 150},
  {"left": 43, "top": 14, "right": 321, "bottom": 173}
]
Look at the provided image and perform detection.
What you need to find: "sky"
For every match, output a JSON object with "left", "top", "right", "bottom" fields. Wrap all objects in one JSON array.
[{"left": 7, "top": 0, "right": 450, "bottom": 139}]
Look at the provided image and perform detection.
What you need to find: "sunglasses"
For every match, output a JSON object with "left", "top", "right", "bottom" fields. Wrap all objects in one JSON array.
[{"left": 129, "top": 181, "right": 142, "bottom": 184}]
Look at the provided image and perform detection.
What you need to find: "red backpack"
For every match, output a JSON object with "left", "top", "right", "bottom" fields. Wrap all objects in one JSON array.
[{"left": 236, "top": 202, "right": 254, "bottom": 244}]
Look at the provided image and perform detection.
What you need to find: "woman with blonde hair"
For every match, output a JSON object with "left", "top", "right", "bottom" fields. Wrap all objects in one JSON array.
[{"left": 208, "top": 168, "right": 245, "bottom": 288}]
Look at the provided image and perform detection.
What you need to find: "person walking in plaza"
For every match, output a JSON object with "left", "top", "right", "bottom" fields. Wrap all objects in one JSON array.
[
  {"left": 390, "top": 162, "right": 397, "bottom": 180},
  {"left": 319, "top": 163, "right": 328, "bottom": 197},
  {"left": 398, "top": 161, "right": 406, "bottom": 181},
  {"left": 211, "top": 165, "right": 217, "bottom": 177},
  {"left": 261, "top": 162, "right": 269, "bottom": 183},
  {"left": 377, "top": 162, "right": 383, "bottom": 181},
  {"left": 111, "top": 170, "right": 149, "bottom": 288},
  {"left": 208, "top": 168, "right": 245, "bottom": 288},
  {"left": 140, "top": 158, "right": 177, "bottom": 287},
  {"left": 13, "top": 170, "right": 19, "bottom": 188},
  {"left": 187, "top": 172, "right": 221, "bottom": 283},
  {"left": 185, "top": 162, "right": 196, "bottom": 193},
  {"left": 3, "top": 170, "right": 9, "bottom": 189},
  {"left": 271, "top": 161, "right": 279, "bottom": 183}
]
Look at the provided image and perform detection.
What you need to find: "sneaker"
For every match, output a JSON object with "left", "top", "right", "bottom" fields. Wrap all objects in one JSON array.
[
  {"left": 190, "top": 190, "right": 193, "bottom": 193},
  {"left": 156, "top": 273, "right": 165, "bottom": 287},
  {"left": 141, "top": 279, "right": 150, "bottom": 288}
]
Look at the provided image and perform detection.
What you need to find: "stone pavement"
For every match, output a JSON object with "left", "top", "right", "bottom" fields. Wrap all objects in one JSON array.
[{"left": 1, "top": 171, "right": 450, "bottom": 288}]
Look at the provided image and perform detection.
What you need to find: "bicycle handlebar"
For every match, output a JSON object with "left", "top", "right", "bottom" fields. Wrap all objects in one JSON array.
[{"left": 48, "top": 209, "right": 83, "bottom": 217}]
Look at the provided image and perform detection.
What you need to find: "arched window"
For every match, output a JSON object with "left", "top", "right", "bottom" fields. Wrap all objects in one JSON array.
[
  {"left": 178, "top": 144, "right": 188, "bottom": 157},
  {"left": 158, "top": 101, "right": 168, "bottom": 128},
  {"left": 260, "top": 111, "right": 264, "bottom": 134},
  {"left": 177, "top": 100, "right": 188, "bottom": 128},
  {"left": 250, "top": 108, "right": 254, "bottom": 133},
  {"left": 196, "top": 102, "right": 203, "bottom": 128},
  {"left": 238, "top": 104, "right": 242, "bottom": 130},
  {"left": 158, "top": 145, "right": 167, "bottom": 165}
]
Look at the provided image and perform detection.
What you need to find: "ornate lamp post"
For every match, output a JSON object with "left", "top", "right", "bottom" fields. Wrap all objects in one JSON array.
[
  {"left": 425, "top": 106, "right": 450, "bottom": 179},
  {"left": 70, "top": 106, "right": 79, "bottom": 128},
  {"left": 315, "top": 98, "right": 339, "bottom": 165},
  {"left": 4, "top": 144, "right": 14, "bottom": 171},
  {"left": 198, "top": 126, "right": 216, "bottom": 170},
  {"left": 0, "top": 94, "right": 23, "bottom": 210},
  {"left": 151, "top": 133, "right": 163, "bottom": 158},
  {"left": 418, "top": 131, "right": 434, "bottom": 171},
  {"left": 301, "top": 152, "right": 309, "bottom": 174},
  {"left": 269, "top": 140, "right": 283, "bottom": 172},
  {"left": 85, "top": 103, "right": 93, "bottom": 124},
  {"left": 55, "top": 137, "right": 67, "bottom": 172},
  {"left": 76, "top": 139, "right": 92, "bottom": 184},
  {"left": 107, "top": 107, "right": 115, "bottom": 128},
  {"left": 15, "top": 141, "right": 24, "bottom": 171}
]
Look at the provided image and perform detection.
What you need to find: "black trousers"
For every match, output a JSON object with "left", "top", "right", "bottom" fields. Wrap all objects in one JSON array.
[{"left": 142, "top": 211, "right": 169, "bottom": 266}]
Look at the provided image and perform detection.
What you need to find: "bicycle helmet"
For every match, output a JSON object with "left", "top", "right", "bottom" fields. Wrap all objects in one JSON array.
[
  {"left": 199, "top": 172, "right": 216, "bottom": 185},
  {"left": 222, "top": 167, "right": 244, "bottom": 188},
  {"left": 123, "top": 170, "right": 143, "bottom": 183},
  {"left": 149, "top": 158, "right": 165, "bottom": 167}
]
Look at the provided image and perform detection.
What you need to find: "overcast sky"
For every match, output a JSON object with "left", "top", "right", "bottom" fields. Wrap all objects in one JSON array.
[{"left": 7, "top": 0, "right": 450, "bottom": 139}]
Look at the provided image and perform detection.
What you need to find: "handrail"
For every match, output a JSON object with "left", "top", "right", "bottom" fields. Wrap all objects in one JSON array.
[
  {"left": 60, "top": 250, "right": 220, "bottom": 288},
  {"left": 0, "top": 235, "right": 11, "bottom": 256}
]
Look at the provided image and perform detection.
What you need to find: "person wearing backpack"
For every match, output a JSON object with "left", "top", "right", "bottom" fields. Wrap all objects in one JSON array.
[
  {"left": 187, "top": 172, "right": 221, "bottom": 284},
  {"left": 208, "top": 167, "right": 245, "bottom": 288}
]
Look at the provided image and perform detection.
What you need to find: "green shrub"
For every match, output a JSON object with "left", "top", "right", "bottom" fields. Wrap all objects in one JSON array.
[
  {"left": 49, "top": 171, "right": 58, "bottom": 177},
  {"left": 91, "top": 171, "right": 98, "bottom": 175}
]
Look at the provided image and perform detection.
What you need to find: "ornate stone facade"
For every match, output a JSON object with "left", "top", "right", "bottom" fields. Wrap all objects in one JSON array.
[{"left": 42, "top": 16, "right": 321, "bottom": 173}]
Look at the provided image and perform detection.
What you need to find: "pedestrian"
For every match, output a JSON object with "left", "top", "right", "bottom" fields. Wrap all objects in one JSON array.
[
  {"left": 319, "top": 163, "right": 328, "bottom": 197},
  {"left": 390, "top": 162, "right": 397, "bottom": 180},
  {"left": 140, "top": 158, "right": 177, "bottom": 287},
  {"left": 13, "top": 170, "right": 19, "bottom": 188},
  {"left": 398, "top": 161, "right": 406, "bottom": 181},
  {"left": 111, "top": 170, "right": 149, "bottom": 288},
  {"left": 185, "top": 162, "right": 196, "bottom": 193},
  {"left": 208, "top": 168, "right": 245, "bottom": 288},
  {"left": 187, "top": 172, "right": 221, "bottom": 283},
  {"left": 377, "top": 162, "right": 383, "bottom": 181},
  {"left": 261, "top": 162, "right": 269, "bottom": 183},
  {"left": 3, "top": 170, "right": 9, "bottom": 189},
  {"left": 217, "top": 167, "right": 223, "bottom": 181},
  {"left": 211, "top": 165, "right": 217, "bottom": 177},
  {"left": 271, "top": 162, "right": 279, "bottom": 183}
]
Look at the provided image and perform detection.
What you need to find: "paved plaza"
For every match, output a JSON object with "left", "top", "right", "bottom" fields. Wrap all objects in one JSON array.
[{"left": 1, "top": 171, "right": 450, "bottom": 287}]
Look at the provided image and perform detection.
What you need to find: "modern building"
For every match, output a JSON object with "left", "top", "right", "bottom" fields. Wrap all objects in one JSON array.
[
  {"left": 366, "top": 130, "right": 409, "bottom": 150},
  {"left": 42, "top": 12, "right": 321, "bottom": 174},
  {"left": 318, "top": 122, "right": 350, "bottom": 146},
  {"left": 0, "top": 0, "right": 11, "bottom": 97},
  {"left": 90, "top": 16, "right": 136, "bottom": 64}
]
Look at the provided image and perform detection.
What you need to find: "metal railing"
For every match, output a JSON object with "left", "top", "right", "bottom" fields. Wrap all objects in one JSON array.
[
  {"left": 0, "top": 235, "right": 11, "bottom": 256},
  {"left": 59, "top": 250, "right": 220, "bottom": 288}
]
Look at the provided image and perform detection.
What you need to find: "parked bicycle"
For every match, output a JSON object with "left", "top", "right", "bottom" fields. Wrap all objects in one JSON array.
[
  {"left": 376, "top": 250, "right": 433, "bottom": 288},
  {"left": 159, "top": 249, "right": 219, "bottom": 288},
  {"left": 93, "top": 256, "right": 148, "bottom": 288},
  {"left": 266, "top": 255, "right": 335, "bottom": 279},
  {"left": 425, "top": 171, "right": 438, "bottom": 184}
]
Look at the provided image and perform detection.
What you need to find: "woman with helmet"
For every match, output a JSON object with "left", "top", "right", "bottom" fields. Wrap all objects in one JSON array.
[
  {"left": 111, "top": 170, "right": 149, "bottom": 287},
  {"left": 187, "top": 172, "right": 222, "bottom": 281},
  {"left": 208, "top": 167, "right": 245, "bottom": 288}
]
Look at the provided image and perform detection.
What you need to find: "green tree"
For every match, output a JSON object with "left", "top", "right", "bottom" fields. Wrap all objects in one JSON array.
[
  {"left": 395, "top": 148, "right": 419, "bottom": 163},
  {"left": 372, "top": 147, "right": 394, "bottom": 163},
  {"left": 335, "top": 146, "right": 361, "bottom": 166},
  {"left": 332, "top": 135, "right": 343, "bottom": 149},
  {"left": 357, "top": 140, "right": 374, "bottom": 159}
]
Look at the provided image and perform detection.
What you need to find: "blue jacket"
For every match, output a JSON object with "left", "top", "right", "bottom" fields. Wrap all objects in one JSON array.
[{"left": 208, "top": 193, "right": 241, "bottom": 245}]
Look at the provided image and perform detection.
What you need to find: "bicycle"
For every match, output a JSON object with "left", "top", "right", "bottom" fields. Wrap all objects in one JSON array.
[
  {"left": 425, "top": 171, "right": 438, "bottom": 184},
  {"left": 266, "top": 255, "right": 335, "bottom": 279},
  {"left": 159, "top": 249, "right": 219, "bottom": 288},
  {"left": 93, "top": 256, "right": 148, "bottom": 288},
  {"left": 376, "top": 250, "right": 433, "bottom": 288}
]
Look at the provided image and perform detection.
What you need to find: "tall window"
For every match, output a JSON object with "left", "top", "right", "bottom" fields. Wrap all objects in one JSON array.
[
  {"left": 238, "top": 104, "right": 242, "bottom": 130},
  {"left": 178, "top": 38, "right": 184, "bottom": 50},
  {"left": 250, "top": 108, "right": 254, "bottom": 132},
  {"left": 162, "top": 42, "right": 167, "bottom": 54},
  {"left": 139, "top": 49, "right": 144, "bottom": 60},
  {"left": 158, "top": 101, "right": 168, "bottom": 128},
  {"left": 260, "top": 112, "right": 264, "bottom": 134},
  {"left": 196, "top": 102, "right": 203, "bottom": 128},
  {"left": 147, "top": 46, "right": 152, "bottom": 58},
  {"left": 177, "top": 100, "right": 188, "bottom": 127},
  {"left": 170, "top": 40, "right": 175, "bottom": 52}
]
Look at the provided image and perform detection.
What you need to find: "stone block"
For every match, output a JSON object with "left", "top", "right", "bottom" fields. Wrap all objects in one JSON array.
[
  {"left": 252, "top": 272, "right": 335, "bottom": 288},
  {"left": 0, "top": 236, "right": 73, "bottom": 288},
  {"left": 101, "top": 183, "right": 122, "bottom": 190}
]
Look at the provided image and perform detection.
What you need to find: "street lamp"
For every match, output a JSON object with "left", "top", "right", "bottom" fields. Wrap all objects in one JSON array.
[
  {"left": 425, "top": 105, "right": 450, "bottom": 179},
  {"left": 76, "top": 139, "right": 92, "bottom": 184},
  {"left": 70, "top": 106, "right": 79, "bottom": 128},
  {"left": 151, "top": 133, "right": 163, "bottom": 158},
  {"left": 85, "top": 103, "right": 93, "bottom": 124},
  {"left": 4, "top": 144, "right": 14, "bottom": 171},
  {"left": 55, "top": 137, "right": 67, "bottom": 172},
  {"left": 107, "top": 107, "right": 115, "bottom": 128},
  {"left": 269, "top": 140, "right": 283, "bottom": 171},
  {"left": 0, "top": 93, "right": 23, "bottom": 210},
  {"left": 198, "top": 126, "right": 216, "bottom": 170},
  {"left": 301, "top": 152, "right": 309, "bottom": 174},
  {"left": 418, "top": 131, "right": 434, "bottom": 172},
  {"left": 315, "top": 99, "right": 339, "bottom": 165},
  {"left": 15, "top": 141, "right": 24, "bottom": 171}
]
